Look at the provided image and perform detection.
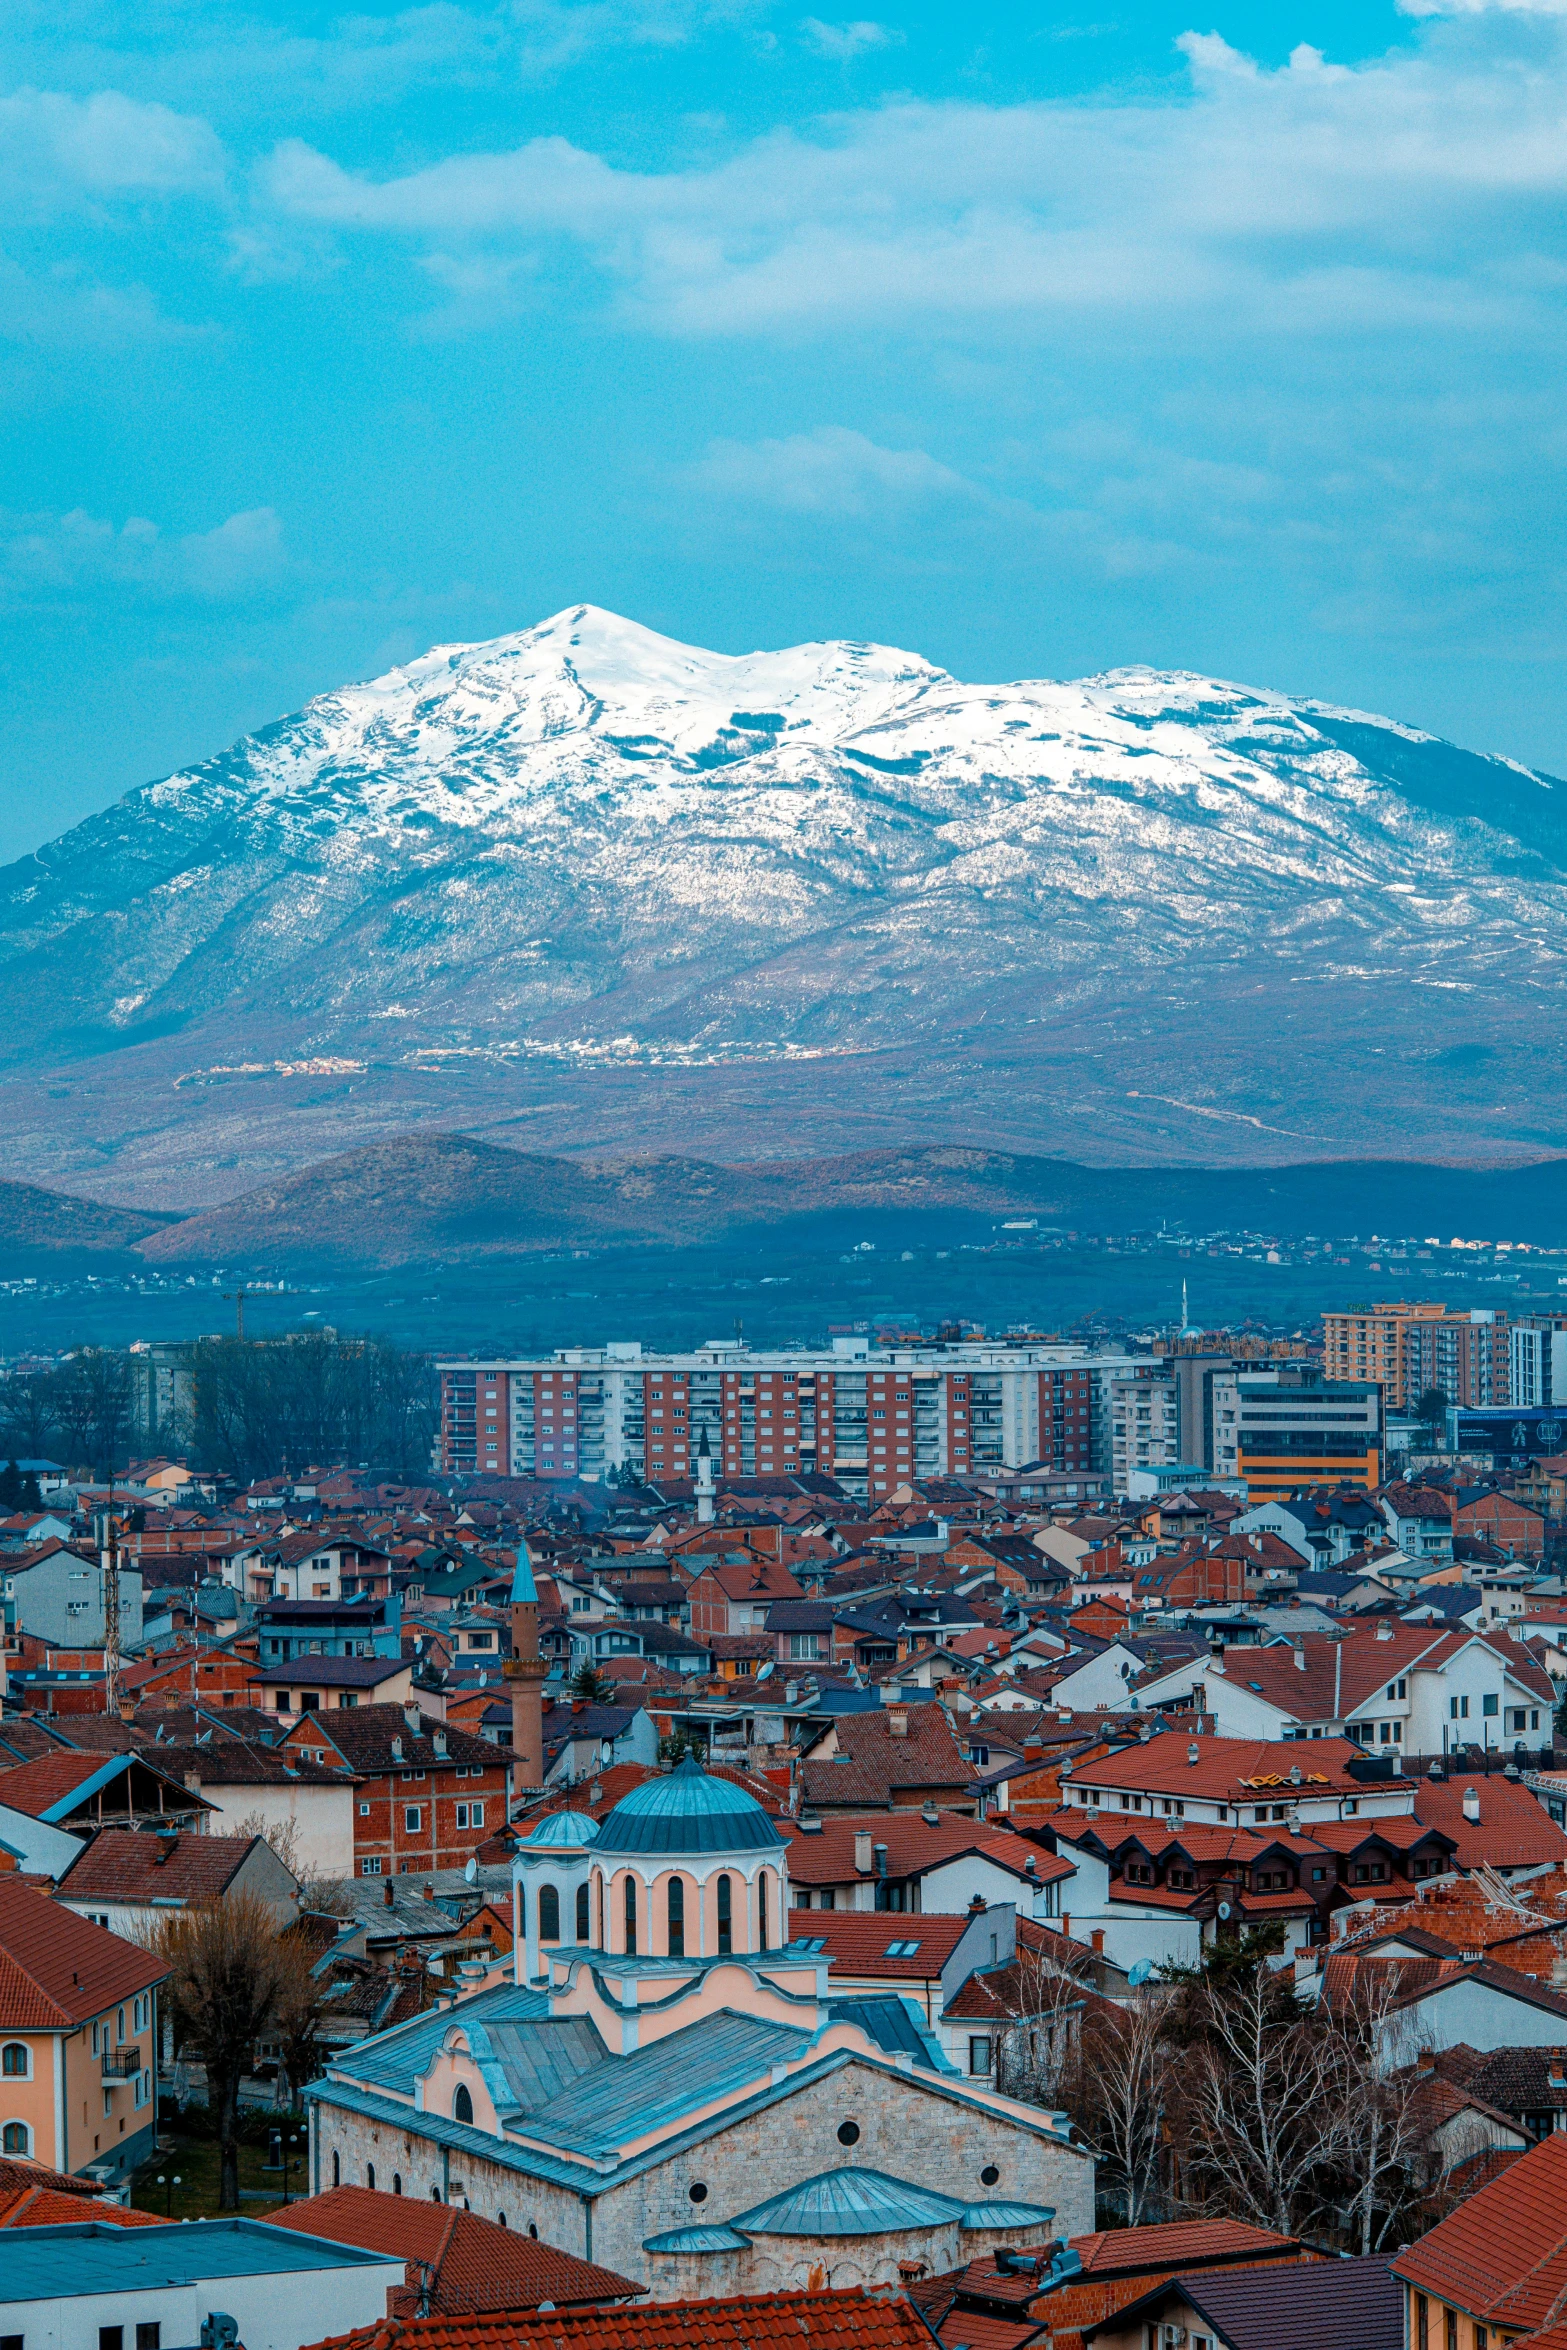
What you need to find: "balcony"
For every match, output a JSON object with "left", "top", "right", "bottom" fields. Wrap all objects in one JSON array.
[{"left": 102, "top": 2045, "right": 141, "bottom": 2079}]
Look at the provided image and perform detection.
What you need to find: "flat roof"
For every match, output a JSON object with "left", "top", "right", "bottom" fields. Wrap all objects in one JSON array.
[{"left": 0, "top": 2218, "right": 400, "bottom": 2299}]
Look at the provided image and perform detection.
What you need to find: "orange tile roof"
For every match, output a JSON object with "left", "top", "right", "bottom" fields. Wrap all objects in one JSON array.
[
  {"left": 782, "top": 1912, "right": 972, "bottom": 1977},
  {"left": 271, "top": 2190, "right": 637, "bottom": 2312},
  {"left": 0, "top": 2186, "right": 160, "bottom": 2227},
  {"left": 1412, "top": 1776, "right": 1567, "bottom": 1871},
  {"left": 0, "top": 1874, "right": 166, "bottom": 2028},
  {"left": 302, "top": 2288, "right": 934, "bottom": 2350},
  {"left": 783, "top": 1812, "right": 1072, "bottom": 1890},
  {"left": 1066, "top": 1732, "right": 1399, "bottom": 1802},
  {"left": 1395, "top": 2130, "right": 1567, "bottom": 2326},
  {"left": 1068, "top": 2221, "right": 1302, "bottom": 2278}
]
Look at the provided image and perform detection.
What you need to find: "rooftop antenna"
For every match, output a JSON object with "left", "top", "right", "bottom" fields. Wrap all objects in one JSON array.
[{"left": 96, "top": 1469, "right": 123, "bottom": 1722}]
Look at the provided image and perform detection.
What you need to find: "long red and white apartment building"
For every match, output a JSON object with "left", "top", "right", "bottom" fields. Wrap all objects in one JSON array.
[{"left": 438, "top": 1338, "right": 1131, "bottom": 1499}]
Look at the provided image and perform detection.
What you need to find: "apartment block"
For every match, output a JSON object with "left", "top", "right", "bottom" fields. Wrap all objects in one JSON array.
[
  {"left": 1510, "top": 1315, "right": 1567, "bottom": 1409},
  {"left": 1322, "top": 1301, "right": 1510, "bottom": 1410},
  {"left": 440, "top": 1338, "right": 1136, "bottom": 1500},
  {"left": 1110, "top": 1367, "right": 1181, "bottom": 1487}
]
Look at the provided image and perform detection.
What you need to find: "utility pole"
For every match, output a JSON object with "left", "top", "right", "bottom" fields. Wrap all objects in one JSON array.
[
  {"left": 96, "top": 1494, "right": 123, "bottom": 1721},
  {"left": 223, "top": 1287, "right": 250, "bottom": 1342}
]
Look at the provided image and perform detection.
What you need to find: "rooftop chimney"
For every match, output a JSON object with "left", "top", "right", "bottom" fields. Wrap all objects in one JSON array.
[
  {"left": 1462, "top": 1785, "right": 1481, "bottom": 1823},
  {"left": 383, "top": 1878, "right": 395, "bottom": 1907},
  {"left": 1376, "top": 1619, "right": 1394, "bottom": 1641},
  {"left": 403, "top": 1701, "right": 422, "bottom": 1736},
  {"left": 854, "top": 1830, "right": 873, "bottom": 1874},
  {"left": 390, "top": 1736, "right": 403, "bottom": 1763},
  {"left": 888, "top": 1709, "right": 909, "bottom": 1739},
  {"left": 1293, "top": 1645, "right": 1307, "bottom": 1670}
]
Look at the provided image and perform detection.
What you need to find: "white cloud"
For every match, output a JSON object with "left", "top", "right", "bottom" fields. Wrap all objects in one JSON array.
[
  {"left": 799, "top": 18, "right": 902, "bottom": 59},
  {"left": 690, "top": 424, "right": 975, "bottom": 513},
  {"left": 0, "top": 505, "right": 287, "bottom": 600},
  {"left": 258, "top": 20, "right": 1567, "bottom": 340},
  {"left": 0, "top": 86, "right": 225, "bottom": 207}
]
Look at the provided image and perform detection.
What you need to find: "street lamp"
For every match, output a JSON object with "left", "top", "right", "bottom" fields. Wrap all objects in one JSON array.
[
  {"left": 282, "top": 2134, "right": 301, "bottom": 2207},
  {"left": 157, "top": 2172, "right": 181, "bottom": 2218}
]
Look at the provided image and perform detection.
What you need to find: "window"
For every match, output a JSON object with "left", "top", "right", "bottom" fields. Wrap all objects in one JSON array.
[
  {"left": 454, "top": 2084, "right": 474, "bottom": 2123},
  {"left": 1451, "top": 1695, "right": 1470, "bottom": 1721},
  {"left": 759, "top": 1871, "right": 770, "bottom": 1949},
  {"left": 539, "top": 1885, "right": 561, "bottom": 1941},
  {"left": 717, "top": 1872, "right": 732, "bottom": 1955},
  {"left": 667, "top": 1875, "right": 685, "bottom": 1958},
  {"left": 100, "top": 2330, "right": 124, "bottom": 2350},
  {"left": 0, "top": 2045, "right": 27, "bottom": 2079},
  {"left": 405, "top": 1806, "right": 422, "bottom": 1832},
  {"left": 576, "top": 1882, "right": 591, "bottom": 1942},
  {"left": 1415, "top": 2297, "right": 1428, "bottom": 2350},
  {"left": 624, "top": 1874, "right": 638, "bottom": 1956},
  {"left": 393, "top": 2174, "right": 402, "bottom": 2196},
  {"left": 968, "top": 2036, "right": 993, "bottom": 2075},
  {"left": 136, "top": 2325, "right": 161, "bottom": 2350},
  {"left": 367, "top": 2162, "right": 376, "bottom": 2189},
  {"left": 1482, "top": 1694, "right": 1499, "bottom": 1718},
  {"left": 1, "top": 2123, "right": 28, "bottom": 2154},
  {"left": 333, "top": 2150, "right": 341, "bottom": 2186},
  {"left": 468, "top": 1802, "right": 484, "bottom": 1828},
  {"left": 362, "top": 1858, "right": 384, "bottom": 1876}
]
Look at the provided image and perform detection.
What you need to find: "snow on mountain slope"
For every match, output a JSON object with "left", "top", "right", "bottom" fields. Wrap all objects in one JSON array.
[{"left": 0, "top": 604, "right": 1562, "bottom": 1202}]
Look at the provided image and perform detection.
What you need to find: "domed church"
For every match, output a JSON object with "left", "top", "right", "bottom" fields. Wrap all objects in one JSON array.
[{"left": 304, "top": 1759, "right": 1092, "bottom": 2296}]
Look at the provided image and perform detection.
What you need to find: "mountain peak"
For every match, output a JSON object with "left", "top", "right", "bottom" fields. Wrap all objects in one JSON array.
[{"left": 0, "top": 609, "right": 1559, "bottom": 1201}]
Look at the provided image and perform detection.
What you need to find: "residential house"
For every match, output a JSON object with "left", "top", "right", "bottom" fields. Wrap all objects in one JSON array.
[
  {"left": 253, "top": 1596, "right": 403, "bottom": 1665},
  {"left": 0, "top": 2215, "right": 403, "bottom": 2350},
  {"left": 686, "top": 1556, "right": 805, "bottom": 1636},
  {"left": 256, "top": 1655, "right": 418, "bottom": 1716},
  {"left": 55, "top": 1827, "right": 298, "bottom": 1939},
  {"left": 798, "top": 1704, "right": 977, "bottom": 1815},
  {"left": 0, "top": 1875, "right": 164, "bottom": 2179},
  {"left": 540, "top": 1697, "right": 660, "bottom": 1787},
  {"left": 783, "top": 1808, "right": 1074, "bottom": 1918},
  {"left": 1082, "top": 2255, "right": 1403, "bottom": 2350},
  {"left": 1144, "top": 1621, "right": 1555, "bottom": 1758},
  {"left": 0, "top": 1750, "right": 214, "bottom": 1875},
  {"left": 3, "top": 1546, "right": 143, "bottom": 1650},
  {"left": 1381, "top": 1485, "right": 1456, "bottom": 1565},
  {"left": 1393, "top": 2124, "right": 1567, "bottom": 2350},
  {"left": 279, "top": 1703, "right": 512, "bottom": 1877},
  {"left": 147, "top": 1738, "right": 358, "bottom": 1881},
  {"left": 301, "top": 2291, "right": 940, "bottom": 2350}
]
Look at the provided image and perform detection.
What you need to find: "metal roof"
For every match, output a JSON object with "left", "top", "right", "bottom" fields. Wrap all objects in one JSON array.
[
  {"left": 516, "top": 1811, "right": 600, "bottom": 1851},
  {"left": 959, "top": 2200, "right": 1058, "bottom": 2229},
  {"left": 825, "top": 1994, "right": 952, "bottom": 2072},
  {"left": 593, "top": 1757, "right": 789, "bottom": 1858},
  {"left": 0, "top": 2217, "right": 398, "bottom": 2298},
  {"left": 641, "top": 2224, "right": 752, "bottom": 2254},
  {"left": 728, "top": 2165, "right": 964, "bottom": 2237}
]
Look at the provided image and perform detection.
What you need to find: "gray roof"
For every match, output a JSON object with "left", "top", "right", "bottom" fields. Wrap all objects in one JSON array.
[
  {"left": 1091, "top": 2258, "right": 1401, "bottom": 2350},
  {"left": 0, "top": 2217, "right": 398, "bottom": 2298}
]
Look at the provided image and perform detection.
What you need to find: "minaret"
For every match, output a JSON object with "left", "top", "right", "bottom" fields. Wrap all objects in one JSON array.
[
  {"left": 695, "top": 1426, "right": 716, "bottom": 1526},
  {"left": 504, "top": 1538, "right": 548, "bottom": 1800}
]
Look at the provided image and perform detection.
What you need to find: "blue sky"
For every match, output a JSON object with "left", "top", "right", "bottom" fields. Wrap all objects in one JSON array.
[{"left": 1, "top": 0, "right": 1564, "bottom": 860}]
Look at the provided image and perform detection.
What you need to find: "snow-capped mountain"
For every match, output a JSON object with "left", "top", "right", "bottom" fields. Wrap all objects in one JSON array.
[{"left": 2, "top": 604, "right": 1563, "bottom": 1203}]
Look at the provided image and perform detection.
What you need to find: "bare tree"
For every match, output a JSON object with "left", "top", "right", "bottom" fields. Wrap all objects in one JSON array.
[
  {"left": 1063, "top": 1987, "right": 1176, "bottom": 2226},
  {"left": 994, "top": 1932, "right": 1095, "bottom": 2108},
  {"left": 1177, "top": 1956, "right": 1348, "bottom": 2237},
  {"left": 1319, "top": 1968, "right": 1444, "bottom": 2254},
  {"left": 145, "top": 1892, "right": 321, "bottom": 2210},
  {"left": 0, "top": 1370, "right": 59, "bottom": 1461}
]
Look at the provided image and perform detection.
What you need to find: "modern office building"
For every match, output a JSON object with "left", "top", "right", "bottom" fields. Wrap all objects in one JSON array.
[
  {"left": 1509, "top": 1316, "right": 1567, "bottom": 1410},
  {"left": 1209, "top": 1366, "right": 1383, "bottom": 1499},
  {"left": 439, "top": 1339, "right": 1134, "bottom": 1500}
]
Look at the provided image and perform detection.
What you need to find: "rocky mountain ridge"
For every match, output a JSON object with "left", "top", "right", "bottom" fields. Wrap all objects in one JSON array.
[{"left": 1, "top": 605, "right": 1562, "bottom": 1203}]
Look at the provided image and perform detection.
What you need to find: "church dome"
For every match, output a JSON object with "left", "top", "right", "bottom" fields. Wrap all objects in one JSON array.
[
  {"left": 516, "top": 1809, "right": 599, "bottom": 1852},
  {"left": 594, "top": 1757, "right": 789, "bottom": 1858}
]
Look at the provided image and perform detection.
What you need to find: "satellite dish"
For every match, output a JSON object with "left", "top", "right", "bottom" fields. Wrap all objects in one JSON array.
[
  {"left": 1217, "top": 1901, "right": 1232, "bottom": 1921},
  {"left": 755, "top": 1660, "right": 775, "bottom": 1682}
]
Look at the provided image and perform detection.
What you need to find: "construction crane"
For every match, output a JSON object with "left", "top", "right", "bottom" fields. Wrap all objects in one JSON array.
[{"left": 223, "top": 1286, "right": 250, "bottom": 1341}]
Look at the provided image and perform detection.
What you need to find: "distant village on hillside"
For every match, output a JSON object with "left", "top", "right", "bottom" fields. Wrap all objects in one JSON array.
[{"left": 3, "top": 1291, "right": 1567, "bottom": 2350}]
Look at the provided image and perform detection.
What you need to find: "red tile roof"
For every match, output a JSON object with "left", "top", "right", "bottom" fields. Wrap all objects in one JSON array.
[
  {"left": 1065, "top": 1732, "right": 1399, "bottom": 1802},
  {"left": 302, "top": 2288, "right": 934, "bottom": 2350},
  {"left": 801, "top": 1710, "right": 974, "bottom": 1810},
  {"left": 0, "top": 1874, "right": 167, "bottom": 2027},
  {"left": 1394, "top": 2130, "right": 1567, "bottom": 2325},
  {"left": 270, "top": 2190, "right": 638, "bottom": 2313},
  {"left": 784, "top": 1811, "right": 1072, "bottom": 1891},
  {"left": 0, "top": 1752, "right": 120, "bottom": 1817},
  {"left": 0, "top": 2186, "right": 160, "bottom": 2227},
  {"left": 1412, "top": 1775, "right": 1567, "bottom": 1871},
  {"left": 57, "top": 1829, "right": 268, "bottom": 1904},
  {"left": 783, "top": 1911, "right": 972, "bottom": 1977},
  {"left": 1068, "top": 2222, "right": 1302, "bottom": 2279}
]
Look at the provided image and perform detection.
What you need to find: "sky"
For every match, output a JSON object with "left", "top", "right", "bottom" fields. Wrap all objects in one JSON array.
[{"left": 2, "top": 0, "right": 1565, "bottom": 863}]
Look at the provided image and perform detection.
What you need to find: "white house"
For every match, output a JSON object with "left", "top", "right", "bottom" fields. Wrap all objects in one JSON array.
[
  {"left": 1141, "top": 1623, "right": 1553, "bottom": 1757},
  {"left": 0, "top": 2218, "right": 402, "bottom": 2350}
]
